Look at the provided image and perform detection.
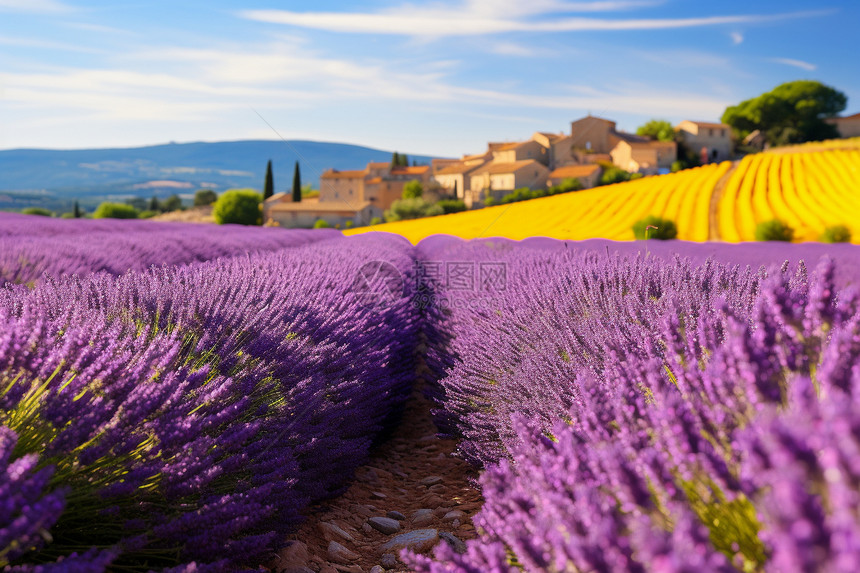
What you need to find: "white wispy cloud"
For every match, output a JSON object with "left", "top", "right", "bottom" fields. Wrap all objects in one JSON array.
[
  {"left": 730, "top": 31, "right": 743, "bottom": 44},
  {"left": 0, "top": 0, "right": 71, "bottom": 13},
  {"left": 488, "top": 41, "right": 550, "bottom": 57},
  {"left": 240, "top": 2, "right": 823, "bottom": 38},
  {"left": 768, "top": 57, "right": 817, "bottom": 71},
  {"left": 1, "top": 38, "right": 728, "bottom": 131}
]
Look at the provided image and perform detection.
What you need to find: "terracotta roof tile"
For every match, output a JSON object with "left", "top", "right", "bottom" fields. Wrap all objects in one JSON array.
[
  {"left": 680, "top": 120, "right": 730, "bottom": 130},
  {"left": 321, "top": 169, "right": 367, "bottom": 179},
  {"left": 472, "top": 159, "right": 545, "bottom": 175},
  {"left": 390, "top": 165, "right": 429, "bottom": 175},
  {"left": 548, "top": 164, "right": 601, "bottom": 179}
]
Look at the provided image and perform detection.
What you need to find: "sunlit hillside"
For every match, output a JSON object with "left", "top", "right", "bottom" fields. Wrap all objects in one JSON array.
[
  {"left": 719, "top": 148, "right": 860, "bottom": 242},
  {"left": 346, "top": 140, "right": 860, "bottom": 245},
  {"left": 345, "top": 162, "right": 731, "bottom": 244}
]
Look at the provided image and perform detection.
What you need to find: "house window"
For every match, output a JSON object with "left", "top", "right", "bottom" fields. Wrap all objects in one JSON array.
[{"left": 709, "top": 129, "right": 714, "bottom": 137}]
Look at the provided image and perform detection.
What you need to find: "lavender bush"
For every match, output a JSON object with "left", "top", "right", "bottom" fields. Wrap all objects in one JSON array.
[
  {"left": 0, "top": 233, "right": 418, "bottom": 570},
  {"left": 0, "top": 212, "right": 340, "bottom": 285},
  {"left": 410, "top": 237, "right": 860, "bottom": 573}
]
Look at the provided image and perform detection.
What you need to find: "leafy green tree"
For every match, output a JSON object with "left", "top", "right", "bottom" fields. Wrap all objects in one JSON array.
[
  {"left": 402, "top": 180, "right": 423, "bottom": 199},
  {"left": 194, "top": 189, "right": 218, "bottom": 206},
  {"left": 636, "top": 119, "right": 675, "bottom": 142},
  {"left": 313, "top": 219, "right": 331, "bottom": 229},
  {"left": 820, "top": 224, "right": 851, "bottom": 243},
  {"left": 292, "top": 161, "right": 301, "bottom": 203},
  {"left": 755, "top": 219, "right": 794, "bottom": 242},
  {"left": 722, "top": 80, "right": 846, "bottom": 146},
  {"left": 94, "top": 202, "right": 139, "bottom": 219},
  {"left": 21, "top": 207, "right": 52, "bottom": 217},
  {"left": 162, "top": 195, "right": 183, "bottom": 212},
  {"left": 598, "top": 163, "right": 632, "bottom": 186},
  {"left": 632, "top": 215, "right": 678, "bottom": 240},
  {"left": 213, "top": 190, "right": 262, "bottom": 225},
  {"left": 384, "top": 198, "right": 443, "bottom": 222},
  {"left": 437, "top": 199, "right": 467, "bottom": 214},
  {"left": 263, "top": 160, "right": 274, "bottom": 200},
  {"left": 73, "top": 201, "right": 82, "bottom": 218}
]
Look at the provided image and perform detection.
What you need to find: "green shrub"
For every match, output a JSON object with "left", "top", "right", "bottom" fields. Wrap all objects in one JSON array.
[
  {"left": 194, "top": 189, "right": 218, "bottom": 206},
  {"left": 632, "top": 215, "right": 678, "bottom": 240},
  {"left": 437, "top": 199, "right": 467, "bottom": 214},
  {"left": 313, "top": 219, "right": 331, "bottom": 229},
  {"left": 402, "top": 181, "right": 423, "bottom": 199},
  {"left": 820, "top": 224, "right": 852, "bottom": 243},
  {"left": 599, "top": 164, "right": 632, "bottom": 186},
  {"left": 60, "top": 212, "right": 75, "bottom": 219},
  {"left": 93, "top": 202, "right": 139, "bottom": 219},
  {"left": 21, "top": 207, "right": 53, "bottom": 217},
  {"left": 755, "top": 219, "right": 794, "bottom": 242},
  {"left": 370, "top": 217, "right": 382, "bottom": 225},
  {"left": 138, "top": 210, "right": 159, "bottom": 219},
  {"left": 344, "top": 220, "right": 354, "bottom": 229},
  {"left": 384, "top": 198, "right": 444, "bottom": 222},
  {"left": 213, "top": 190, "right": 262, "bottom": 225}
]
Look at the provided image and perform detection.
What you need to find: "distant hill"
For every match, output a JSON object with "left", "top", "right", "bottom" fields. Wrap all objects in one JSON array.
[{"left": 0, "top": 140, "right": 441, "bottom": 212}]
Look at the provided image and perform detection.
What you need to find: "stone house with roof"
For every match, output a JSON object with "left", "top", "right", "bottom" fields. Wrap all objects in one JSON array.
[
  {"left": 469, "top": 159, "right": 550, "bottom": 205},
  {"left": 826, "top": 112, "right": 860, "bottom": 138},
  {"left": 610, "top": 140, "right": 677, "bottom": 174},
  {"left": 263, "top": 161, "right": 429, "bottom": 227},
  {"left": 675, "top": 120, "right": 732, "bottom": 163},
  {"left": 546, "top": 164, "right": 602, "bottom": 189}
]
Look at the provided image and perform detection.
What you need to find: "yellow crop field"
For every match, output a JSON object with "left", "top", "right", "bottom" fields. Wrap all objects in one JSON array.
[
  {"left": 345, "top": 162, "right": 730, "bottom": 244},
  {"left": 718, "top": 149, "right": 860, "bottom": 242}
]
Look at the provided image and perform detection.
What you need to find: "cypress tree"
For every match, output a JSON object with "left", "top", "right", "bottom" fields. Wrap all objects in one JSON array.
[
  {"left": 263, "top": 160, "right": 274, "bottom": 200},
  {"left": 149, "top": 196, "right": 160, "bottom": 212},
  {"left": 73, "top": 201, "right": 81, "bottom": 218},
  {"left": 292, "top": 161, "right": 302, "bottom": 203},
  {"left": 391, "top": 152, "right": 400, "bottom": 168},
  {"left": 400, "top": 154, "right": 409, "bottom": 167}
]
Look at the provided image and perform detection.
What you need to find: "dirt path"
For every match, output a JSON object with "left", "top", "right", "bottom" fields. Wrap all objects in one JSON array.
[
  {"left": 708, "top": 160, "right": 738, "bottom": 241},
  {"left": 267, "top": 379, "right": 483, "bottom": 573}
]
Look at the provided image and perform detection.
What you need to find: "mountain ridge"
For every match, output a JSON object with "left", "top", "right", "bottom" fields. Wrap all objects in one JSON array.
[{"left": 0, "top": 139, "right": 442, "bottom": 212}]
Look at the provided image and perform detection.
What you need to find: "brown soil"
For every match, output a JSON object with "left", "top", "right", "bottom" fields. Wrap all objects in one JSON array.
[
  {"left": 708, "top": 160, "right": 738, "bottom": 241},
  {"left": 266, "top": 382, "right": 483, "bottom": 573}
]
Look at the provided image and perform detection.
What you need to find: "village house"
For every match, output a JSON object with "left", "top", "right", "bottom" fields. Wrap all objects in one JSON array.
[
  {"left": 826, "top": 112, "right": 860, "bottom": 138},
  {"left": 263, "top": 161, "right": 430, "bottom": 227},
  {"left": 432, "top": 115, "right": 682, "bottom": 206},
  {"left": 469, "top": 159, "right": 551, "bottom": 205},
  {"left": 610, "top": 140, "right": 677, "bottom": 174},
  {"left": 546, "top": 164, "right": 603, "bottom": 189},
  {"left": 675, "top": 120, "right": 732, "bottom": 163}
]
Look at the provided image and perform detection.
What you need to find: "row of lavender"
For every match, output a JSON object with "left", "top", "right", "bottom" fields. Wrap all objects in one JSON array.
[
  {"left": 0, "top": 213, "right": 341, "bottom": 285},
  {"left": 1, "top": 233, "right": 419, "bottom": 571},
  {"left": 412, "top": 237, "right": 860, "bottom": 572}
]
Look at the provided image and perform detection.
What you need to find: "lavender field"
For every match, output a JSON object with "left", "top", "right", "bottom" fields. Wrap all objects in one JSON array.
[{"left": 2, "top": 216, "right": 860, "bottom": 572}]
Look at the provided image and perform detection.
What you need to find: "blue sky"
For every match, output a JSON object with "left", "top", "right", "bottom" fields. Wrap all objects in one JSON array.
[{"left": 1, "top": 0, "right": 857, "bottom": 156}]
